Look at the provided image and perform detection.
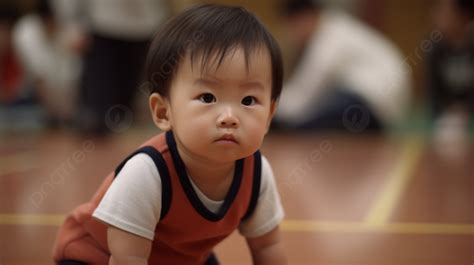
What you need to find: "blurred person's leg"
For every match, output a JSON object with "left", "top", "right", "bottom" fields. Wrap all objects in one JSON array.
[
  {"left": 274, "top": 87, "right": 383, "bottom": 132},
  {"left": 115, "top": 39, "right": 148, "bottom": 109},
  {"left": 77, "top": 34, "right": 108, "bottom": 134},
  {"left": 77, "top": 34, "right": 148, "bottom": 135}
]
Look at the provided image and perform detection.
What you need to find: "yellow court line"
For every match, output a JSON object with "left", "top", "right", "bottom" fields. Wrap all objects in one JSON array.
[
  {"left": 282, "top": 220, "right": 474, "bottom": 235},
  {"left": 1, "top": 214, "right": 473, "bottom": 235},
  {"left": 364, "top": 137, "right": 424, "bottom": 225},
  {"left": 0, "top": 214, "right": 65, "bottom": 226}
]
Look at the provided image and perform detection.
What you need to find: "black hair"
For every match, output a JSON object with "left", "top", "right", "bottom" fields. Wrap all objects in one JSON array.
[
  {"left": 144, "top": 4, "right": 283, "bottom": 101},
  {"left": 281, "top": 0, "right": 322, "bottom": 16}
]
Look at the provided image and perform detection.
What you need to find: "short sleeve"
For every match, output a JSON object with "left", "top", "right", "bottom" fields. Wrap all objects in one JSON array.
[
  {"left": 93, "top": 153, "right": 162, "bottom": 240},
  {"left": 238, "top": 156, "right": 285, "bottom": 238}
]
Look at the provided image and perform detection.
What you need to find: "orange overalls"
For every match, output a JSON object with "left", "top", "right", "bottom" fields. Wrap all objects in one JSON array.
[{"left": 52, "top": 131, "right": 262, "bottom": 265}]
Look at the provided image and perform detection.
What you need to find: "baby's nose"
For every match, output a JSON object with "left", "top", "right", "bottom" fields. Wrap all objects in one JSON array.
[{"left": 217, "top": 108, "right": 239, "bottom": 128}]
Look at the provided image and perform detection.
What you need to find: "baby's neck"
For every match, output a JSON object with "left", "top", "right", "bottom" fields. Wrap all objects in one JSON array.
[
  {"left": 175, "top": 142, "right": 235, "bottom": 198},
  {"left": 186, "top": 157, "right": 234, "bottom": 184}
]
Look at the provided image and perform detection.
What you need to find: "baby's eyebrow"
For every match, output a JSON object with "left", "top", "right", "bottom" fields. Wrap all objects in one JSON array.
[
  {"left": 239, "top": 81, "right": 264, "bottom": 90},
  {"left": 194, "top": 78, "right": 220, "bottom": 87},
  {"left": 194, "top": 77, "right": 264, "bottom": 91}
]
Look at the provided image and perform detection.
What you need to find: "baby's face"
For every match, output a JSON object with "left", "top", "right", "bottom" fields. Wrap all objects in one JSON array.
[{"left": 167, "top": 47, "right": 275, "bottom": 163}]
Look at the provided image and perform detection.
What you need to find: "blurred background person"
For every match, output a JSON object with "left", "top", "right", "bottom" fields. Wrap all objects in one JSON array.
[
  {"left": 13, "top": 0, "right": 80, "bottom": 128},
  {"left": 59, "top": 0, "right": 170, "bottom": 135},
  {"left": 428, "top": 0, "right": 474, "bottom": 159},
  {"left": 274, "top": 0, "right": 412, "bottom": 132},
  {"left": 0, "top": 3, "right": 23, "bottom": 105},
  {"left": 0, "top": 2, "right": 42, "bottom": 131}
]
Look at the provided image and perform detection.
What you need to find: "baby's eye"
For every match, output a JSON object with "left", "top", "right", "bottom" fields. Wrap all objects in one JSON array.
[
  {"left": 198, "top": 93, "right": 216, "bottom": 103},
  {"left": 241, "top": 96, "right": 256, "bottom": 106}
]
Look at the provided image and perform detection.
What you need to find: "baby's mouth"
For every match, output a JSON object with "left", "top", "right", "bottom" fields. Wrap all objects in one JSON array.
[{"left": 215, "top": 134, "right": 238, "bottom": 144}]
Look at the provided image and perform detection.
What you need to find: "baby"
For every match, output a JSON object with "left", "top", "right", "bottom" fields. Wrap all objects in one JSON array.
[{"left": 52, "top": 4, "right": 287, "bottom": 265}]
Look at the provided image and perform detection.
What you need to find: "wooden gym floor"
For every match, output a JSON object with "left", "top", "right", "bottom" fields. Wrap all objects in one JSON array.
[{"left": 0, "top": 129, "right": 472, "bottom": 265}]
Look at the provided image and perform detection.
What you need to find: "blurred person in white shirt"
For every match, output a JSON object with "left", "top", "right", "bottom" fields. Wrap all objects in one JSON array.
[
  {"left": 13, "top": 0, "right": 80, "bottom": 127},
  {"left": 275, "top": 0, "right": 411, "bottom": 133}
]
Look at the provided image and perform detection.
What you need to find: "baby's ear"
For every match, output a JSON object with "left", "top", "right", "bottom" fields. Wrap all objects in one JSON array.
[{"left": 149, "top": 93, "right": 172, "bottom": 131}]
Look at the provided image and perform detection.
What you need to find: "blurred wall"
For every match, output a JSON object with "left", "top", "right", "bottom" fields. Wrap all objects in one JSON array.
[
  {"left": 172, "top": 0, "right": 279, "bottom": 27},
  {"left": 378, "top": 0, "right": 432, "bottom": 102}
]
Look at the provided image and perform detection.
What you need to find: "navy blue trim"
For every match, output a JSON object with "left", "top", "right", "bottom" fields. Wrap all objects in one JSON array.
[
  {"left": 165, "top": 131, "right": 244, "bottom": 222},
  {"left": 205, "top": 253, "right": 220, "bottom": 265},
  {"left": 241, "top": 151, "right": 262, "bottom": 221},
  {"left": 113, "top": 145, "right": 172, "bottom": 220}
]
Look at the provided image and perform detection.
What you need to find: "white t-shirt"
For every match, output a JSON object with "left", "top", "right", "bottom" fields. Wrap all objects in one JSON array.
[{"left": 93, "top": 154, "right": 284, "bottom": 240}]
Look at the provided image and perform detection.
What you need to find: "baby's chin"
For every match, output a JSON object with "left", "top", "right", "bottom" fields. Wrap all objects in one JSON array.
[{"left": 199, "top": 149, "right": 256, "bottom": 163}]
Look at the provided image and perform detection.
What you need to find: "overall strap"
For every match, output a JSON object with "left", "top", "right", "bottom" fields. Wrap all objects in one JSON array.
[{"left": 241, "top": 150, "right": 262, "bottom": 221}]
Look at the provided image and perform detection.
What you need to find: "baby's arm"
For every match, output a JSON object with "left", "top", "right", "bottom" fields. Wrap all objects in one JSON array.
[
  {"left": 92, "top": 154, "right": 163, "bottom": 264},
  {"left": 108, "top": 226, "right": 152, "bottom": 265},
  {"left": 241, "top": 156, "right": 287, "bottom": 265},
  {"left": 246, "top": 226, "right": 287, "bottom": 265}
]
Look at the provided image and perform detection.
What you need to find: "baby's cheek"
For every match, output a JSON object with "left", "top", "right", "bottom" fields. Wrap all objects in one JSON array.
[
  {"left": 175, "top": 118, "right": 205, "bottom": 142},
  {"left": 245, "top": 123, "right": 266, "bottom": 147}
]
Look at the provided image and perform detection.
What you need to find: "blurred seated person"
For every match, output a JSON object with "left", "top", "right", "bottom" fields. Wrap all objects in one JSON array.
[
  {"left": 0, "top": 4, "right": 23, "bottom": 104},
  {"left": 13, "top": 0, "right": 80, "bottom": 127},
  {"left": 274, "top": 0, "right": 411, "bottom": 132},
  {"left": 428, "top": 0, "right": 473, "bottom": 158}
]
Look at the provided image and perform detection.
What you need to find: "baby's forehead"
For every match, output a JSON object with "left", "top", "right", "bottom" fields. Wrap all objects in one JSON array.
[
  {"left": 169, "top": 45, "right": 273, "bottom": 89},
  {"left": 183, "top": 45, "right": 272, "bottom": 74}
]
